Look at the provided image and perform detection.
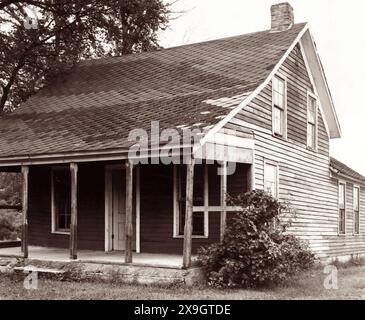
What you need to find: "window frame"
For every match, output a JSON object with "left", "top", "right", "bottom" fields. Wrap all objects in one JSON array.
[
  {"left": 51, "top": 166, "right": 71, "bottom": 235},
  {"left": 307, "top": 92, "right": 318, "bottom": 151},
  {"left": 173, "top": 164, "right": 209, "bottom": 239},
  {"left": 272, "top": 74, "right": 288, "bottom": 140},
  {"left": 353, "top": 185, "right": 360, "bottom": 236},
  {"left": 338, "top": 181, "right": 346, "bottom": 236},
  {"left": 263, "top": 159, "right": 279, "bottom": 199}
]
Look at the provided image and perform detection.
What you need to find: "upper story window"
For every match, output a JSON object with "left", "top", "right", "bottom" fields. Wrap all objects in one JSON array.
[
  {"left": 272, "top": 75, "right": 287, "bottom": 138},
  {"left": 338, "top": 182, "right": 346, "bottom": 235},
  {"left": 264, "top": 162, "right": 278, "bottom": 198},
  {"left": 307, "top": 94, "right": 318, "bottom": 150},
  {"left": 354, "top": 186, "right": 360, "bottom": 235},
  {"left": 52, "top": 168, "right": 71, "bottom": 234}
]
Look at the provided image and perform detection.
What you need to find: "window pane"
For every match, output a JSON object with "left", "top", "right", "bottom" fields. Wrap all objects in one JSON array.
[
  {"left": 308, "top": 108, "right": 315, "bottom": 124},
  {"left": 177, "top": 165, "right": 205, "bottom": 207},
  {"left": 273, "top": 90, "right": 279, "bottom": 106},
  {"left": 193, "top": 165, "right": 204, "bottom": 206},
  {"left": 307, "top": 123, "right": 315, "bottom": 148},
  {"left": 193, "top": 212, "right": 205, "bottom": 236},
  {"left": 179, "top": 207, "right": 185, "bottom": 235},
  {"left": 339, "top": 209, "right": 345, "bottom": 234},
  {"left": 278, "top": 79, "right": 285, "bottom": 95},
  {"left": 179, "top": 212, "right": 205, "bottom": 236},
  {"left": 355, "top": 211, "right": 360, "bottom": 234},
  {"left": 57, "top": 214, "right": 66, "bottom": 230},
  {"left": 273, "top": 77, "right": 285, "bottom": 109},
  {"left": 273, "top": 76, "right": 279, "bottom": 92},
  {"left": 274, "top": 107, "right": 283, "bottom": 135},
  {"left": 354, "top": 188, "right": 360, "bottom": 211},
  {"left": 264, "top": 164, "right": 277, "bottom": 198},
  {"left": 339, "top": 184, "right": 345, "bottom": 208},
  {"left": 53, "top": 170, "right": 71, "bottom": 231},
  {"left": 278, "top": 92, "right": 285, "bottom": 109}
]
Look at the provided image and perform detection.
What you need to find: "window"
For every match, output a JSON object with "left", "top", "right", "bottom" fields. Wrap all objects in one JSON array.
[
  {"left": 272, "top": 75, "right": 287, "bottom": 137},
  {"left": 354, "top": 186, "right": 360, "bottom": 235},
  {"left": 338, "top": 183, "right": 346, "bottom": 235},
  {"left": 52, "top": 168, "right": 71, "bottom": 233},
  {"left": 174, "top": 165, "right": 207, "bottom": 238},
  {"left": 264, "top": 162, "right": 278, "bottom": 198},
  {"left": 307, "top": 94, "right": 318, "bottom": 149}
]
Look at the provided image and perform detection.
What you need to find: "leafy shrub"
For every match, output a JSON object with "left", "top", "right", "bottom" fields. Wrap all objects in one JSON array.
[
  {"left": 0, "top": 210, "right": 22, "bottom": 240},
  {"left": 198, "top": 190, "right": 316, "bottom": 288}
]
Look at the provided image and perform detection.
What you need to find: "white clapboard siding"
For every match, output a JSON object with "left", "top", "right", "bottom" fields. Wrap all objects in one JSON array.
[{"left": 222, "top": 44, "right": 365, "bottom": 258}]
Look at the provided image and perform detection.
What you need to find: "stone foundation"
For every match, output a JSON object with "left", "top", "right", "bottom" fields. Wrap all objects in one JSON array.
[{"left": 0, "top": 257, "right": 205, "bottom": 286}]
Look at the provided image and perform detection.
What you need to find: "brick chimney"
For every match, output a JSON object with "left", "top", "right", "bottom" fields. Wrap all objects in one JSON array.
[{"left": 271, "top": 2, "right": 294, "bottom": 32}]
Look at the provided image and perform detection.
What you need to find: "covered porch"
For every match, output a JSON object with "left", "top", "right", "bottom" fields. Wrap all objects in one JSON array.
[{"left": 0, "top": 132, "right": 254, "bottom": 269}]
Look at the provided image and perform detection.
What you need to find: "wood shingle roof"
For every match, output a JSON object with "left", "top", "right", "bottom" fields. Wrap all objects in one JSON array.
[{"left": 0, "top": 23, "right": 307, "bottom": 158}]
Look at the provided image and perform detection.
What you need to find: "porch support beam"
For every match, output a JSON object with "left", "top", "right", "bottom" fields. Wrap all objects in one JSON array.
[
  {"left": 125, "top": 160, "right": 134, "bottom": 263},
  {"left": 21, "top": 165, "right": 29, "bottom": 258},
  {"left": 70, "top": 163, "right": 78, "bottom": 260},
  {"left": 220, "top": 161, "right": 227, "bottom": 242},
  {"left": 183, "top": 158, "right": 195, "bottom": 269}
]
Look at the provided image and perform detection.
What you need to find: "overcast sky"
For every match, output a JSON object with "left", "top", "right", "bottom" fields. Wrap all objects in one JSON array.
[{"left": 160, "top": 0, "right": 365, "bottom": 175}]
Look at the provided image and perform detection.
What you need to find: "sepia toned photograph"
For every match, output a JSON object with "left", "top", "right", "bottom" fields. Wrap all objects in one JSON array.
[{"left": 0, "top": 0, "right": 364, "bottom": 307}]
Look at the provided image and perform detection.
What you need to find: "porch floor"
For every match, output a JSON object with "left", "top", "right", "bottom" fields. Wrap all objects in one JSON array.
[{"left": 0, "top": 246, "right": 191, "bottom": 269}]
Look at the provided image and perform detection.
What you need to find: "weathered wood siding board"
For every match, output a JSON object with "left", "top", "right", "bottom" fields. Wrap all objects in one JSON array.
[{"left": 223, "top": 44, "right": 365, "bottom": 258}]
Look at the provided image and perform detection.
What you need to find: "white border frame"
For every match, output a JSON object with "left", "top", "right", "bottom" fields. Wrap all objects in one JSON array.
[
  {"left": 272, "top": 73, "right": 288, "bottom": 140},
  {"left": 51, "top": 166, "right": 71, "bottom": 235},
  {"left": 173, "top": 164, "right": 209, "bottom": 239},
  {"left": 338, "top": 180, "right": 347, "bottom": 236},
  {"left": 306, "top": 91, "right": 319, "bottom": 151},
  {"left": 104, "top": 164, "right": 140, "bottom": 252}
]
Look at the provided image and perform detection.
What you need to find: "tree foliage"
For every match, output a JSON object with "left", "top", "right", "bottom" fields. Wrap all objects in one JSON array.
[
  {"left": 0, "top": 172, "right": 22, "bottom": 206},
  {"left": 0, "top": 0, "right": 173, "bottom": 112},
  {"left": 0, "top": 210, "right": 22, "bottom": 240},
  {"left": 198, "top": 190, "right": 316, "bottom": 288}
]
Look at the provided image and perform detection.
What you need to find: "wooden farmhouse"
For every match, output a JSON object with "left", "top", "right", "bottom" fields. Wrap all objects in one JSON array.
[{"left": 0, "top": 3, "right": 364, "bottom": 272}]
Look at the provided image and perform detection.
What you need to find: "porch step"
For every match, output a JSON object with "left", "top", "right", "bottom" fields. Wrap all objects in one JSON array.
[{"left": 14, "top": 266, "right": 65, "bottom": 275}]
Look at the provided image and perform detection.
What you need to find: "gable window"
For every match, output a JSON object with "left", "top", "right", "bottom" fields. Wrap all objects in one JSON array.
[
  {"left": 307, "top": 94, "right": 318, "bottom": 150},
  {"left": 338, "top": 182, "right": 346, "bottom": 235},
  {"left": 354, "top": 186, "right": 360, "bottom": 235},
  {"left": 264, "top": 162, "right": 278, "bottom": 198},
  {"left": 174, "top": 165, "right": 208, "bottom": 238},
  {"left": 272, "top": 75, "right": 287, "bottom": 138},
  {"left": 52, "top": 168, "right": 71, "bottom": 233}
]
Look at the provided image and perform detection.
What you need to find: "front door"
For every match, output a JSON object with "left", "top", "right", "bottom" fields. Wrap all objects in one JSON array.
[{"left": 112, "top": 169, "right": 126, "bottom": 251}]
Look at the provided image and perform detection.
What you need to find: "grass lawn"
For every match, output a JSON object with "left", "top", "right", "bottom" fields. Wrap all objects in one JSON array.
[{"left": 1, "top": 264, "right": 365, "bottom": 300}]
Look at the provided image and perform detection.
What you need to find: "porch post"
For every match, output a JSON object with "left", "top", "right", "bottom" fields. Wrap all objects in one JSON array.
[
  {"left": 220, "top": 161, "right": 227, "bottom": 242},
  {"left": 70, "top": 163, "right": 78, "bottom": 260},
  {"left": 21, "top": 165, "right": 29, "bottom": 259},
  {"left": 182, "top": 158, "right": 195, "bottom": 269},
  {"left": 247, "top": 151, "right": 255, "bottom": 191},
  {"left": 125, "top": 160, "right": 134, "bottom": 263}
]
